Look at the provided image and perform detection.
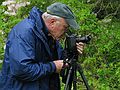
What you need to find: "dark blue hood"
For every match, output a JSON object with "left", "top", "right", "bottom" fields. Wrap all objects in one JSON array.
[
  {"left": 28, "top": 7, "right": 53, "bottom": 57},
  {"left": 29, "top": 6, "right": 48, "bottom": 41}
]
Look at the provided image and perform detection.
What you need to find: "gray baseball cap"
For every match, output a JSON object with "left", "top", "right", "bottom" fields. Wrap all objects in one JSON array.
[{"left": 47, "top": 2, "right": 79, "bottom": 30}]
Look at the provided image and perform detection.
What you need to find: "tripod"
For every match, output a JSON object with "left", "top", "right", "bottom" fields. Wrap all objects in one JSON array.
[
  {"left": 62, "top": 55, "right": 90, "bottom": 90},
  {"left": 60, "top": 33, "right": 91, "bottom": 90}
]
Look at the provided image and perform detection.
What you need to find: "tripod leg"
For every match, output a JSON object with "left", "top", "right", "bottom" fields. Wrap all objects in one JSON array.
[
  {"left": 73, "top": 65, "right": 77, "bottom": 90},
  {"left": 77, "top": 64, "right": 90, "bottom": 90},
  {"left": 64, "top": 66, "right": 73, "bottom": 90}
]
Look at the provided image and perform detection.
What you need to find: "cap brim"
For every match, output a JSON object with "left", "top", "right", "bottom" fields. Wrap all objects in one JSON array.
[{"left": 66, "top": 19, "right": 79, "bottom": 30}]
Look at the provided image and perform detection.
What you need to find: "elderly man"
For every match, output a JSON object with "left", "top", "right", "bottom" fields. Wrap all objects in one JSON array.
[{"left": 0, "top": 2, "right": 84, "bottom": 90}]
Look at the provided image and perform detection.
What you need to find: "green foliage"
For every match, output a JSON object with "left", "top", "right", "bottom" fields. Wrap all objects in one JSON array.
[
  {"left": 83, "top": 20, "right": 120, "bottom": 89},
  {"left": 0, "top": 0, "right": 5, "bottom": 5},
  {"left": 92, "top": 0, "right": 120, "bottom": 19},
  {"left": 0, "top": 5, "right": 22, "bottom": 67},
  {"left": 0, "top": 0, "right": 120, "bottom": 89}
]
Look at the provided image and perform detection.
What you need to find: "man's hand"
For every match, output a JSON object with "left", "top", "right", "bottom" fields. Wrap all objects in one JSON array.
[
  {"left": 53, "top": 60, "right": 64, "bottom": 73},
  {"left": 76, "top": 42, "right": 85, "bottom": 54},
  {"left": 53, "top": 42, "right": 84, "bottom": 73}
]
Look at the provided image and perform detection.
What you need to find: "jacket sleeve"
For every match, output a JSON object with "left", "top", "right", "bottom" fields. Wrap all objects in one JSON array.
[{"left": 9, "top": 28, "right": 56, "bottom": 81}]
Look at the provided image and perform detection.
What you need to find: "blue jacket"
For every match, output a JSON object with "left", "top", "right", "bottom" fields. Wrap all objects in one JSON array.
[{"left": 0, "top": 7, "right": 63, "bottom": 90}]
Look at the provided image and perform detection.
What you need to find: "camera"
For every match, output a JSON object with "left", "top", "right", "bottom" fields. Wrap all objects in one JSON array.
[{"left": 65, "top": 34, "right": 91, "bottom": 55}]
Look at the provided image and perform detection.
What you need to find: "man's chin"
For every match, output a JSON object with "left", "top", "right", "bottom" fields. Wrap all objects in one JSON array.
[
  {"left": 51, "top": 34, "right": 64, "bottom": 41},
  {"left": 56, "top": 35, "right": 64, "bottom": 40}
]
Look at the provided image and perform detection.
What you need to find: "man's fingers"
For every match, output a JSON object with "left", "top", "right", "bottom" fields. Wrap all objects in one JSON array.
[{"left": 76, "top": 42, "right": 85, "bottom": 54}]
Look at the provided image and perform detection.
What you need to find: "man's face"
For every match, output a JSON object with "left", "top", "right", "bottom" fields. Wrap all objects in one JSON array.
[{"left": 49, "top": 18, "right": 68, "bottom": 40}]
